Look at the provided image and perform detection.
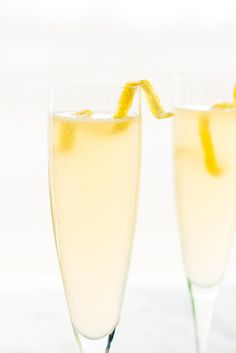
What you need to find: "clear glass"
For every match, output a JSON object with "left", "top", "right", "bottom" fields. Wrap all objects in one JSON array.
[
  {"left": 173, "top": 76, "right": 236, "bottom": 353},
  {"left": 48, "top": 85, "right": 142, "bottom": 352}
]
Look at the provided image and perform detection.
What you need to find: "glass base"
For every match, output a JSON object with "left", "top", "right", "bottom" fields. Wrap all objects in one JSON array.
[{"left": 73, "top": 326, "right": 116, "bottom": 353}]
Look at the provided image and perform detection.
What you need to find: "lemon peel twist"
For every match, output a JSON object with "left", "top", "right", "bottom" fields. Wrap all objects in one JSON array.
[
  {"left": 58, "top": 110, "right": 93, "bottom": 152},
  {"left": 212, "top": 85, "right": 236, "bottom": 110},
  {"left": 114, "top": 80, "right": 173, "bottom": 119},
  {"left": 74, "top": 110, "right": 93, "bottom": 117},
  {"left": 198, "top": 113, "right": 222, "bottom": 176},
  {"left": 113, "top": 79, "right": 222, "bottom": 177},
  {"left": 212, "top": 102, "right": 236, "bottom": 109},
  {"left": 199, "top": 84, "right": 236, "bottom": 176},
  {"left": 113, "top": 82, "right": 140, "bottom": 118},
  {"left": 58, "top": 121, "right": 76, "bottom": 152},
  {"left": 140, "top": 80, "right": 173, "bottom": 119}
]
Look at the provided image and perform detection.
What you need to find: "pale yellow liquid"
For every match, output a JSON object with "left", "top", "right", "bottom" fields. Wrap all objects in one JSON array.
[
  {"left": 174, "top": 107, "right": 236, "bottom": 286},
  {"left": 49, "top": 112, "right": 141, "bottom": 339}
]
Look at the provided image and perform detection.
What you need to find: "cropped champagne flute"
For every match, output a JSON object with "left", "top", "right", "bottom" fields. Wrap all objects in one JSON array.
[
  {"left": 173, "top": 77, "right": 236, "bottom": 353},
  {"left": 49, "top": 85, "right": 141, "bottom": 353}
]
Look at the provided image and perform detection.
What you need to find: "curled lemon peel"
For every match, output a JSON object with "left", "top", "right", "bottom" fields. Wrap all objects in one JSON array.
[
  {"left": 113, "top": 82, "right": 140, "bottom": 118},
  {"left": 199, "top": 84, "right": 236, "bottom": 176},
  {"left": 212, "top": 85, "right": 236, "bottom": 110},
  {"left": 58, "top": 121, "right": 76, "bottom": 152},
  {"left": 212, "top": 102, "right": 236, "bottom": 109},
  {"left": 140, "top": 80, "right": 174, "bottom": 119},
  {"left": 74, "top": 110, "right": 93, "bottom": 117},
  {"left": 58, "top": 110, "right": 93, "bottom": 152},
  {"left": 113, "top": 79, "right": 222, "bottom": 178},
  {"left": 198, "top": 113, "right": 222, "bottom": 176},
  {"left": 114, "top": 79, "right": 173, "bottom": 119}
]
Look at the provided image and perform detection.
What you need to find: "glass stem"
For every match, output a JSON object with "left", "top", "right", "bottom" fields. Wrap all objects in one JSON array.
[
  {"left": 73, "top": 326, "right": 116, "bottom": 353},
  {"left": 188, "top": 280, "right": 219, "bottom": 353}
]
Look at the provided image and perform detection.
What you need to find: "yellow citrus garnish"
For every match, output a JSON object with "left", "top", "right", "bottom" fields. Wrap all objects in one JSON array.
[
  {"left": 58, "top": 110, "right": 93, "bottom": 152},
  {"left": 112, "top": 80, "right": 235, "bottom": 177},
  {"left": 212, "top": 102, "right": 236, "bottom": 109},
  {"left": 198, "top": 84, "right": 236, "bottom": 176},
  {"left": 58, "top": 120, "right": 76, "bottom": 152},
  {"left": 113, "top": 82, "right": 140, "bottom": 118},
  {"left": 198, "top": 113, "right": 222, "bottom": 176},
  {"left": 74, "top": 110, "right": 93, "bottom": 117},
  {"left": 140, "top": 80, "right": 173, "bottom": 119},
  {"left": 112, "top": 79, "right": 173, "bottom": 133},
  {"left": 114, "top": 80, "right": 173, "bottom": 119},
  {"left": 212, "top": 85, "right": 236, "bottom": 110}
]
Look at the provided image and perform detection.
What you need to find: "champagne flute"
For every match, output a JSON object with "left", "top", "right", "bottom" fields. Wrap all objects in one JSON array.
[
  {"left": 173, "top": 77, "right": 236, "bottom": 353},
  {"left": 49, "top": 85, "right": 141, "bottom": 352}
]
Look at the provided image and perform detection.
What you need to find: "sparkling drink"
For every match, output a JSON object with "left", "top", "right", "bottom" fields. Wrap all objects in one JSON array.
[
  {"left": 49, "top": 111, "right": 141, "bottom": 339},
  {"left": 174, "top": 106, "right": 236, "bottom": 286},
  {"left": 174, "top": 100, "right": 236, "bottom": 353}
]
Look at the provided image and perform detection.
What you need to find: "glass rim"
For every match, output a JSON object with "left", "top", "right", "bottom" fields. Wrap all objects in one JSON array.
[
  {"left": 172, "top": 74, "right": 236, "bottom": 109},
  {"left": 48, "top": 82, "right": 142, "bottom": 115},
  {"left": 173, "top": 104, "right": 236, "bottom": 111},
  {"left": 49, "top": 82, "right": 141, "bottom": 90},
  {"left": 51, "top": 111, "right": 140, "bottom": 120},
  {"left": 173, "top": 73, "right": 236, "bottom": 83}
]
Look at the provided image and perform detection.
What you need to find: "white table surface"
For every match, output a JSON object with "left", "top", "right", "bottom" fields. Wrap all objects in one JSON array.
[{"left": 0, "top": 278, "right": 235, "bottom": 353}]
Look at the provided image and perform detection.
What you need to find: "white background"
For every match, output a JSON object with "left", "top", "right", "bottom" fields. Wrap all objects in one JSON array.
[{"left": 0, "top": 0, "right": 236, "bottom": 351}]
